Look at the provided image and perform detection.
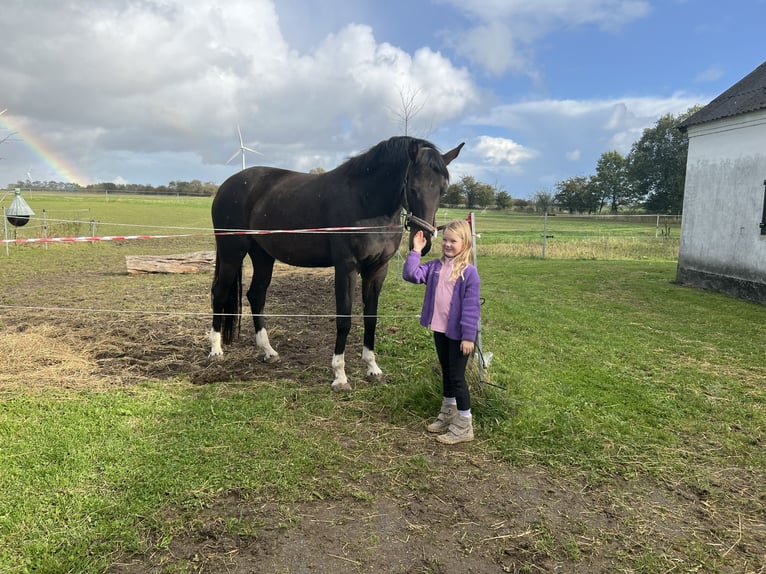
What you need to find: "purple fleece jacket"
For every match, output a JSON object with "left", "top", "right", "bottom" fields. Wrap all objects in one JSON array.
[{"left": 402, "top": 250, "right": 481, "bottom": 342}]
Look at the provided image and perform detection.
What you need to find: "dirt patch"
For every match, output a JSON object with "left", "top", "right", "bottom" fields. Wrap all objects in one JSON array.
[
  {"left": 112, "top": 458, "right": 616, "bottom": 574},
  {"left": 2, "top": 265, "right": 341, "bottom": 390},
  {"left": 2, "top": 263, "right": 764, "bottom": 573}
]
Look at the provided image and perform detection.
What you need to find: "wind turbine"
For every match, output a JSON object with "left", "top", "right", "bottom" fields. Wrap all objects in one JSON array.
[{"left": 227, "top": 125, "right": 262, "bottom": 171}]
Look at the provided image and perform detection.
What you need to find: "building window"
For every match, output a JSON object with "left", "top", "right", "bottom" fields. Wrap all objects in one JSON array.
[{"left": 762, "top": 180, "right": 766, "bottom": 235}]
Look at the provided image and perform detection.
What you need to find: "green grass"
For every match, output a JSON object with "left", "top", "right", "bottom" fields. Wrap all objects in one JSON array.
[
  {"left": 1, "top": 195, "right": 764, "bottom": 572},
  {"left": 435, "top": 208, "right": 681, "bottom": 260},
  {"left": 4, "top": 191, "right": 213, "bottom": 243},
  {"left": 0, "top": 382, "right": 348, "bottom": 572},
  {"left": 379, "top": 258, "right": 765, "bottom": 476}
]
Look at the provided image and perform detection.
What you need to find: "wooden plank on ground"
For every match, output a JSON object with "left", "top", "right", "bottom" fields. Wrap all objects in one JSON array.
[{"left": 126, "top": 251, "right": 215, "bottom": 274}]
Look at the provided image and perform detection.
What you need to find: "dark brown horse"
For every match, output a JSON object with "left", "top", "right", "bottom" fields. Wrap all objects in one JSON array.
[{"left": 209, "top": 136, "right": 463, "bottom": 390}]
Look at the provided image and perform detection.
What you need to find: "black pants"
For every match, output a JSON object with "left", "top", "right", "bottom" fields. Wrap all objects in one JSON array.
[{"left": 433, "top": 331, "right": 471, "bottom": 411}]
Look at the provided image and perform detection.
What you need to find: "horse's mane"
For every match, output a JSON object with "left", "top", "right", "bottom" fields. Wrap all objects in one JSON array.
[{"left": 337, "top": 136, "right": 449, "bottom": 179}]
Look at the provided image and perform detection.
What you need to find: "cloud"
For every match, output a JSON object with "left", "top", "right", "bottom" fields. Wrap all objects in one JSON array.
[
  {"left": 464, "top": 91, "right": 706, "bottom": 193},
  {"left": 0, "top": 0, "right": 478, "bottom": 184},
  {"left": 694, "top": 66, "right": 724, "bottom": 83},
  {"left": 475, "top": 135, "right": 537, "bottom": 167},
  {"left": 472, "top": 93, "right": 703, "bottom": 153},
  {"left": 436, "top": 0, "right": 651, "bottom": 76}
]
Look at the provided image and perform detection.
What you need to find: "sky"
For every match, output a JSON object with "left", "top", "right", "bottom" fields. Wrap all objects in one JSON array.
[{"left": 0, "top": 0, "right": 764, "bottom": 199}]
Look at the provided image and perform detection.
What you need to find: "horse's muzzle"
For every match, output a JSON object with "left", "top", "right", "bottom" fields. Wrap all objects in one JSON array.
[
  {"left": 408, "top": 227, "right": 433, "bottom": 256},
  {"left": 404, "top": 213, "right": 436, "bottom": 255}
]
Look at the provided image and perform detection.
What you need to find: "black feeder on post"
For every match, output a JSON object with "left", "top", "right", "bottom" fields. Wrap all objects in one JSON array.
[{"left": 5, "top": 188, "right": 35, "bottom": 227}]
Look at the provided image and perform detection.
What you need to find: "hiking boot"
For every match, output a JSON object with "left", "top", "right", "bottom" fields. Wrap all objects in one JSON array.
[
  {"left": 436, "top": 415, "right": 474, "bottom": 444},
  {"left": 426, "top": 405, "right": 457, "bottom": 433}
]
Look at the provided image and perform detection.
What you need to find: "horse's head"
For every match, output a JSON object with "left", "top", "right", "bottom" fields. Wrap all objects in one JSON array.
[{"left": 403, "top": 140, "right": 464, "bottom": 256}]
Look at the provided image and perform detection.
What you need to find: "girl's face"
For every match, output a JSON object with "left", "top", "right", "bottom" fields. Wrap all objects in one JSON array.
[{"left": 441, "top": 228, "right": 465, "bottom": 258}]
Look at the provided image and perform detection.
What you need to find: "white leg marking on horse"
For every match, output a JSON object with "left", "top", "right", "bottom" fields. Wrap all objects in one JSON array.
[
  {"left": 331, "top": 353, "right": 351, "bottom": 392},
  {"left": 209, "top": 329, "right": 223, "bottom": 358},
  {"left": 255, "top": 328, "right": 280, "bottom": 363},
  {"left": 362, "top": 346, "right": 383, "bottom": 378}
]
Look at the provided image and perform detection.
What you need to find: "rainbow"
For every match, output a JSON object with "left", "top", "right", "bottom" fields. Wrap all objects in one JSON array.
[{"left": 0, "top": 112, "right": 88, "bottom": 186}]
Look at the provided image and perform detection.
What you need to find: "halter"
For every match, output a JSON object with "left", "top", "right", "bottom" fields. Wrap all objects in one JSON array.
[
  {"left": 400, "top": 161, "right": 438, "bottom": 236},
  {"left": 404, "top": 212, "right": 437, "bottom": 235}
]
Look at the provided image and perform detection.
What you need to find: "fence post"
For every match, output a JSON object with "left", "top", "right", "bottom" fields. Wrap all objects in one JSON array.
[
  {"left": 468, "top": 212, "right": 492, "bottom": 381},
  {"left": 43, "top": 209, "right": 48, "bottom": 250},
  {"left": 3, "top": 207, "right": 8, "bottom": 256},
  {"left": 542, "top": 212, "right": 548, "bottom": 259}
]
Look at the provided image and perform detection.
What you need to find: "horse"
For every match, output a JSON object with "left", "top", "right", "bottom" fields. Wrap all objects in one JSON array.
[{"left": 208, "top": 136, "right": 464, "bottom": 391}]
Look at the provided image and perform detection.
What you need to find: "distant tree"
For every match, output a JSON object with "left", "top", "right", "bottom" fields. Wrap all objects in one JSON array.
[
  {"left": 474, "top": 182, "right": 496, "bottom": 209},
  {"left": 512, "top": 198, "right": 532, "bottom": 212},
  {"left": 443, "top": 182, "right": 464, "bottom": 207},
  {"left": 454, "top": 175, "right": 494, "bottom": 209},
  {"left": 309, "top": 167, "right": 325, "bottom": 174},
  {"left": 203, "top": 181, "right": 218, "bottom": 195},
  {"left": 532, "top": 189, "right": 555, "bottom": 213},
  {"left": 391, "top": 86, "right": 425, "bottom": 136},
  {"left": 627, "top": 107, "right": 699, "bottom": 214},
  {"left": 443, "top": 176, "right": 495, "bottom": 208},
  {"left": 495, "top": 190, "right": 512, "bottom": 210},
  {"left": 554, "top": 176, "right": 592, "bottom": 213},
  {"left": 177, "top": 180, "right": 205, "bottom": 195},
  {"left": 594, "top": 150, "right": 633, "bottom": 213}
]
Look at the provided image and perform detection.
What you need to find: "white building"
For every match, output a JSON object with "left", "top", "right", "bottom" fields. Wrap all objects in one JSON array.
[{"left": 677, "top": 61, "right": 766, "bottom": 304}]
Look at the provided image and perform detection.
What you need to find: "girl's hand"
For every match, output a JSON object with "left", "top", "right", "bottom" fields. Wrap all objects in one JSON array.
[
  {"left": 460, "top": 340, "right": 474, "bottom": 356},
  {"left": 412, "top": 230, "right": 427, "bottom": 253}
]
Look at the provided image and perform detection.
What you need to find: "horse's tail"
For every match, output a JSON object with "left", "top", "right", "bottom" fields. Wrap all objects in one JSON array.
[{"left": 213, "top": 253, "right": 242, "bottom": 345}]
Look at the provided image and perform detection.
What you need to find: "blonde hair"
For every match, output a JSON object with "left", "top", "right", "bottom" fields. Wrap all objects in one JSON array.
[{"left": 440, "top": 219, "right": 473, "bottom": 282}]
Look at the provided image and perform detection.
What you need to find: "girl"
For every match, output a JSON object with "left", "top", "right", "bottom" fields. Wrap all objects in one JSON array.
[{"left": 403, "top": 219, "right": 481, "bottom": 444}]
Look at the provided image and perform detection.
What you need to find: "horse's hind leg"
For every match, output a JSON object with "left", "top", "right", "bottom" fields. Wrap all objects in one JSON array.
[
  {"left": 209, "top": 251, "right": 245, "bottom": 358},
  {"left": 247, "top": 246, "right": 280, "bottom": 363}
]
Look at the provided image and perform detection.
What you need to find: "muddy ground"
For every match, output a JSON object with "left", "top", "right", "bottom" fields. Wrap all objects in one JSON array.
[{"left": 2, "top": 260, "right": 763, "bottom": 573}]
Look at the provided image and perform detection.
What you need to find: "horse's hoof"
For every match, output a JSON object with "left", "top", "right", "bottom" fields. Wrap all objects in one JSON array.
[
  {"left": 208, "top": 352, "right": 223, "bottom": 361},
  {"left": 331, "top": 381, "right": 352, "bottom": 392},
  {"left": 263, "top": 354, "right": 280, "bottom": 364},
  {"left": 366, "top": 373, "right": 386, "bottom": 385}
]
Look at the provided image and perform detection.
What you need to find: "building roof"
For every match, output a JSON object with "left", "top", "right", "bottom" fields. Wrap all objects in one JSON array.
[{"left": 678, "top": 60, "right": 766, "bottom": 131}]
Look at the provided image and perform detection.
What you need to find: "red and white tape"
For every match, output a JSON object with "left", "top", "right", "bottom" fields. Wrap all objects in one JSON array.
[{"left": 2, "top": 224, "right": 402, "bottom": 245}]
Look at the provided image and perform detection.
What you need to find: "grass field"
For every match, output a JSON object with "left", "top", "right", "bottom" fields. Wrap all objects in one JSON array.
[{"left": 0, "top": 194, "right": 763, "bottom": 573}]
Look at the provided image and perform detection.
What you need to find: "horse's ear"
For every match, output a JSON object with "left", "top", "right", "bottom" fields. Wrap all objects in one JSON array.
[{"left": 442, "top": 142, "right": 465, "bottom": 166}]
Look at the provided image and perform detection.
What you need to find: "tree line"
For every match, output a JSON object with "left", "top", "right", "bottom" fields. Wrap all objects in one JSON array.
[{"left": 4, "top": 180, "right": 219, "bottom": 196}]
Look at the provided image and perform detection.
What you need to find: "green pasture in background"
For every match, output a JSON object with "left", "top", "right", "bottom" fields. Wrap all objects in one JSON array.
[{"left": 4, "top": 193, "right": 680, "bottom": 261}]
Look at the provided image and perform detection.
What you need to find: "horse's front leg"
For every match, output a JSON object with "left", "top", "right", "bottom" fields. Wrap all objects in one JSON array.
[
  {"left": 331, "top": 266, "right": 356, "bottom": 392},
  {"left": 360, "top": 264, "right": 389, "bottom": 383},
  {"left": 247, "top": 250, "right": 280, "bottom": 363}
]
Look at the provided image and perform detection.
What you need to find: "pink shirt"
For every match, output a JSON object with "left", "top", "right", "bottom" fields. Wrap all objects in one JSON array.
[{"left": 430, "top": 257, "right": 455, "bottom": 333}]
